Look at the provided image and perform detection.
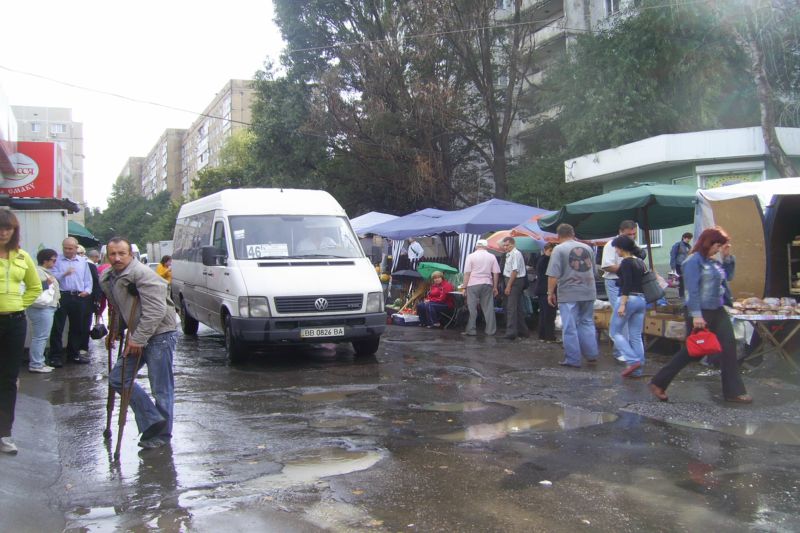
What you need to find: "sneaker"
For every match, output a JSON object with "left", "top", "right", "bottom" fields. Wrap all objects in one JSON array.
[
  {"left": 79, "top": 350, "right": 89, "bottom": 356},
  {"left": 71, "top": 356, "right": 91, "bottom": 364},
  {"left": 48, "top": 357, "right": 63, "bottom": 368},
  {"left": 138, "top": 437, "right": 167, "bottom": 450},
  {"left": 29, "top": 366, "right": 55, "bottom": 373},
  {"left": 0, "top": 437, "right": 18, "bottom": 454}
]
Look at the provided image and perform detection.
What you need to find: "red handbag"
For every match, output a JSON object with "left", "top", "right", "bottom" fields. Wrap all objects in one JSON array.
[{"left": 686, "top": 328, "right": 722, "bottom": 358}]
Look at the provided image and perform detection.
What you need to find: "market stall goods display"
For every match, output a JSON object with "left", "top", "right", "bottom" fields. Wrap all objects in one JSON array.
[{"left": 731, "top": 297, "right": 800, "bottom": 317}]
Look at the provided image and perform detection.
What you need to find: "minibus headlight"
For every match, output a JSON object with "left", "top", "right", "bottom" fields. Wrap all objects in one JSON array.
[
  {"left": 366, "top": 292, "right": 383, "bottom": 313},
  {"left": 238, "top": 297, "right": 270, "bottom": 318}
]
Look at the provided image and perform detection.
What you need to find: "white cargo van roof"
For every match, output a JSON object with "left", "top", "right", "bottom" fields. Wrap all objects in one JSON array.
[{"left": 177, "top": 189, "right": 348, "bottom": 219}]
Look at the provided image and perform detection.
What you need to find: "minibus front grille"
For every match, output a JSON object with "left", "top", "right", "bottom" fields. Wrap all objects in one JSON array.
[{"left": 274, "top": 294, "right": 364, "bottom": 313}]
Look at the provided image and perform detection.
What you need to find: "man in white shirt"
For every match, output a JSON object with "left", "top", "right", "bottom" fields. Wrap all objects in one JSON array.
[
  {"left": 502, "top": 237, "right": 530, "bottom": 340},
  {"left": 601, "top": 220, "right": 638, "bottom": 363},
  {"left": 407, "top": 238, "right": 424, "bottom": 270}
]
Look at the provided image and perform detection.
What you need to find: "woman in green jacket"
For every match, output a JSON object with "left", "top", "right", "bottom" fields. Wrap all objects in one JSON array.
[{"left": 0, "top": 210, "right": 42, "bottom": 454}]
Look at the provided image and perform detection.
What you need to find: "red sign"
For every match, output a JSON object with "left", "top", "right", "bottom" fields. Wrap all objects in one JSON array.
[{"left": 0, "top": 141, "right": 71, "bottom": 199}]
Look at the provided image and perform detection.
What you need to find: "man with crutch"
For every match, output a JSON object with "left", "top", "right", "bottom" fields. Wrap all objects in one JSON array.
[{"left": 101, "top": 237, "right": 177, "bottom": 451}]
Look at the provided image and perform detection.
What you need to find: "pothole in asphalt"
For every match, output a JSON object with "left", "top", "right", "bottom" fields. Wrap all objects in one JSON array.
[
  {"left": 667, "top": 419, "right": 800, "bottom": 446},
  {"left": 244, "top": 447, "right": 384, "bottom": 489},
  {"left": 426, "top": 400, "right": 617, "bottom": 442}
]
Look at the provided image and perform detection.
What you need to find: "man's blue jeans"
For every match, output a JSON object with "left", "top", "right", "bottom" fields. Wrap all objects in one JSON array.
[
  {"left": 26, "top": 306, "right": 56, "bottom": 369},
  {"left": 110, "top": 331, "right": 177, "bottom": 438},
  {"left": 605, "top": 279, "right": 628, "bottom": 358},
  {"left": 610, "top": 294, "right": 646, "bottom": 370},
  {"left": 558, "top": 301, "right": 598, "bottom": 366}
]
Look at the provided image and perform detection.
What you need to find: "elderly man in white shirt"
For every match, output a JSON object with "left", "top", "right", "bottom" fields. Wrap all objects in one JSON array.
[{"left": 502, "top": 237, "right": 530, "bottom": 340}]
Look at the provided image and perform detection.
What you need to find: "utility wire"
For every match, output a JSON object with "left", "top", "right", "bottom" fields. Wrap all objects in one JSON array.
[{"left": 0, "top": 64, "right": 252, "bottom": 126}]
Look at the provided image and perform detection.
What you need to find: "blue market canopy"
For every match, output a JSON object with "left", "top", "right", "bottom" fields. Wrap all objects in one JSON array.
[
  {"left": 365, "top": 200, "right": 551, "bottom": 239},
  {"left": 350, "top": 211, "right": 399, "bottom": 235},
  {"left": 360, "top": 208, "right": 451, "bottom": 240}
]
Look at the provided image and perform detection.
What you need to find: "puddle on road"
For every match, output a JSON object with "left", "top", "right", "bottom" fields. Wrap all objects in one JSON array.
[
  {"left": 432, "top": 400, "right": 617, "bottom": 442},
  {"left": 419, "top": 401, "right": 490, "bottom": 413},
  {"left": 668, "top": 419, "right": 800, "bottom": 446},
  {"left": 298, "top": 386, "right": 378, "bottom": 403},
  {"left": 245, "top": 447, "right": 383, "bottom": 488},
  {"left": 309, "top": 416, "right": 372, "bottom": 429}
]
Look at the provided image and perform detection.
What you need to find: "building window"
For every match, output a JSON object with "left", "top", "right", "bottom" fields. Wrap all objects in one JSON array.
[
  {"left": 636, "top": 228, "right": 662, "bottom": 248},
  {"left": 31, "top": 122, "right": 41, "bottom": 133},
  {"left": 605, "top": 0, "right": 620, "bottom": 15},
  {"left": 50, "top": 123, "right": 67, "bottom": 134},
  {"left": 672, "top": 176, "right": 697, "bottom": 187}
]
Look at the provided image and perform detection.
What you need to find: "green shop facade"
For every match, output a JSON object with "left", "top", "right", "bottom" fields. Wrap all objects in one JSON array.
[{"left": 563, "top": 127, "right": 800, "bottom": 273}]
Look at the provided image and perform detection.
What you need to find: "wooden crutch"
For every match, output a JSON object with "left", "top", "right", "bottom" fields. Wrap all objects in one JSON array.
[{"left": 113, "top": 296, "right": 141, "bottom": 461}]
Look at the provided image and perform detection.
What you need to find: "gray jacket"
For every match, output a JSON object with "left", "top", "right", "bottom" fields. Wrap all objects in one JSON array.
[{"left": 100, "top": 259, "right": 177, "bottom": 346}]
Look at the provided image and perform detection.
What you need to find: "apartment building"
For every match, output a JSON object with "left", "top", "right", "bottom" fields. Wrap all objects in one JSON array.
[
  {"left": 117, "top": 156, "right": 145, "bottom": 190},
  {"left": 0, "top": 90, "right": 16, "bottom": 178},
  {"left": 12, "top": 106, "right": 83, "bottom": 210},
  {"left": 140, "top": 129, "right": 186, "bottom": 201},
  {"left": 180, "top": 79, "right": 256, "bottom": 197},
  {"left": 498, "top": 0, "right": 634, "bottom": 158}
]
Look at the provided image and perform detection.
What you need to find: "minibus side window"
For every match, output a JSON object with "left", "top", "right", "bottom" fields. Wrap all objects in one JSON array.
[{"left": 212, "top": 221, "right": 229, "bottom": 259}]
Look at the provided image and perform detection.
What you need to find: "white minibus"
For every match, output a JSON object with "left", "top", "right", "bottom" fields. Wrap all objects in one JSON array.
[{"left": 171, "top": 188, "right": 386, "bottom": 362}]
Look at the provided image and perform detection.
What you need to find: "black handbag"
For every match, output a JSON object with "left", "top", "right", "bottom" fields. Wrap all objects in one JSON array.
[
  {"left": 89, "top": 316, "right": 109, "bottom": 340},
  {"left": 639, "top": 259, "right": 665, "bottom": 303}
]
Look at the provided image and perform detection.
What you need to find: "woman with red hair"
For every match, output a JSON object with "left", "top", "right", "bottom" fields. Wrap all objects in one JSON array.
[{"left": 649, "top": 227, "right": 752, "bottom": 403}]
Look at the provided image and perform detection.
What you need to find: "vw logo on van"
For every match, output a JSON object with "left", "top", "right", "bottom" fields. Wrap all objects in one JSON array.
[{"left": 314, "top": 298, "right": 329, "bottom": 311}]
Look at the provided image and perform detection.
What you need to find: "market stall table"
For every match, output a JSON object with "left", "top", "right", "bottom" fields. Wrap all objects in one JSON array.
[{"left": 730, "top": 313, "right": 800, "bottom": 370}]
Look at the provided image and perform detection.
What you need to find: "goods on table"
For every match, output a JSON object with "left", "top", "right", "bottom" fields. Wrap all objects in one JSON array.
[{"left": 732, "top": 297, "right": 800, "bottom": 316}]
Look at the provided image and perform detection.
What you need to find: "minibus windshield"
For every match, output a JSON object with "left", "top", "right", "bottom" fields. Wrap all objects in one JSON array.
[{"left": 228, "top": 215, "right": 363, "bottom": 260}]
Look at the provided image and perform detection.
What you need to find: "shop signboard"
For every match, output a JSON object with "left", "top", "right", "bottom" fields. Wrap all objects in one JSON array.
[{"left": 0, "top": 141, "right": 72, "bottom": 199}]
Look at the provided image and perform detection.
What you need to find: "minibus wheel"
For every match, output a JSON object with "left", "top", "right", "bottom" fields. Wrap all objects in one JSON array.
[
  {"left": 352, "top": 336, "right": 380, "bottom": 357},
  {"left": 179, "top": 299, "right": 199, "bottom": 335},
  {"left": 225, "top": 314, "right": 247, "bottom": 364}
]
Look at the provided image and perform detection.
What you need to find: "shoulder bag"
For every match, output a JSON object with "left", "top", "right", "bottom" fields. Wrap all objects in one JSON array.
[{"left": 639, "top": 259, "right": 665, "bottom": 304}]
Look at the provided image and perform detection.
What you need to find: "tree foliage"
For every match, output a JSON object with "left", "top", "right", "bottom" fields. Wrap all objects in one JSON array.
[
  {"left": 262, "top": 0, "right": 539, "bottom": 212},
  {"left": 85, "top": 176, "right": 179, "bottom": 247}
]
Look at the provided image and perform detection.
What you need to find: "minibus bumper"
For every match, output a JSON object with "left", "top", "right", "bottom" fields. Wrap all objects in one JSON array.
[{"left": 229, "top": 312, "right": 387, "bottom": 344}]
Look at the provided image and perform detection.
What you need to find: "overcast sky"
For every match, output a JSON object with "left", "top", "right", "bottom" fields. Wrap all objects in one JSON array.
[{"left": 2, "top": 0, "right": 285, "bottom": 209}]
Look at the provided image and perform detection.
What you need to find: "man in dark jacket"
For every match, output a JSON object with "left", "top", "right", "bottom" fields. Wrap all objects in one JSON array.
[
  {"left": 80, "top": 249, "right": 103, "bottom": 353},
  {"left": 669, "top": 232, "right": 693, "bottom": 298}
]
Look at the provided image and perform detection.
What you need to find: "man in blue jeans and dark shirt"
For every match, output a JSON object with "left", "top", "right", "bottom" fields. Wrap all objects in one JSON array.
[
  {"left": 546, "top": 224, "right": 599, "bottom": 368},
  {"left": 102, "top": 237, "right": 178, "bottom": 450}
]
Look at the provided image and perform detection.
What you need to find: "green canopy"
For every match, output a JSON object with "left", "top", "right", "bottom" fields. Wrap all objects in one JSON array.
[
  {"left": 416, "top": 261, "right": 459, "bottom": 281},
  {"left": 68, "top": 220, "right": 100, "bottom": 248},
  {"left": 538, "top": 183, "right": 697, "bottom": 240}
]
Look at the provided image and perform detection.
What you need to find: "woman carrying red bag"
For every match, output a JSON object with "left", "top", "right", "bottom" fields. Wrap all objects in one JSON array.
[{"left": 649, "top": 227, "right": 752, "bottom": 404}]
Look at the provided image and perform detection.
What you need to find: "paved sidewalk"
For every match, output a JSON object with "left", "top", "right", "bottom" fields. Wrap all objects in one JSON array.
[{"left": 0, "top": 389, "right": 65, "bottom": 532}]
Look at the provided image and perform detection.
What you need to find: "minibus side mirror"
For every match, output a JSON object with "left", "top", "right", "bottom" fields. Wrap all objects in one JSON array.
[{"left": 201, "top": 246, "right": 227, "bottom": 266}]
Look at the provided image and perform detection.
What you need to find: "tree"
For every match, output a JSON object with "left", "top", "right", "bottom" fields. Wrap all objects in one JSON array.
[
  {"left": 267, "top": 0, "right": 539, "bottom": 211},
  {"left": 716, "top": 0, "right": 799, "bottom": 177},
  {"left": 434, "top": 0, "right": 540, "bottom": 198},
  {"left": 192, "top": 129, "right": 259, "bottom": 197},
  {"left": 85, "top": 177, "right": 175, "bottom": 247},
  {"left": 509, "top": 0, "right": 765, "bottom": 209}
]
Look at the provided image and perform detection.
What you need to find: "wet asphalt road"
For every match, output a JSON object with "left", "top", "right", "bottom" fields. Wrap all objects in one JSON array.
[{"left": 3, "top": 323, "right": 800, "bottom": 532}]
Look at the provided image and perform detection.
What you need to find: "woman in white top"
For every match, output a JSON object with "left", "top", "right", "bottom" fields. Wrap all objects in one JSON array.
[{"left": 27, "top": 249, "right": 61, "bottom": 373}]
